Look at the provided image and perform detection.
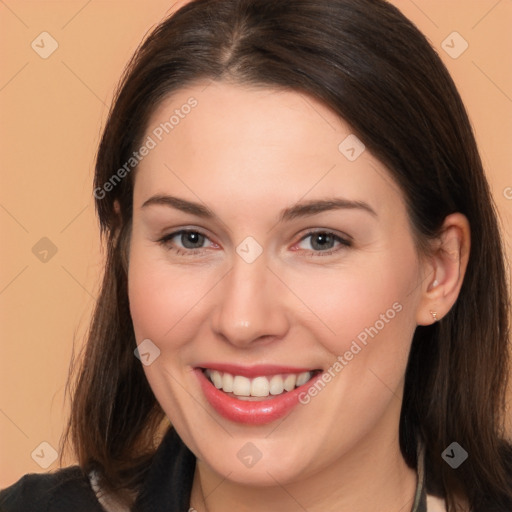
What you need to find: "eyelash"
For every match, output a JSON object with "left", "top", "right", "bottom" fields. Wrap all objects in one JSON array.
[
  {"left": 156, "top": 230, "right": 215, "bottom": 257},
  {"left": 292, "top": 230, "right": 352, "bottom": 257},
  {"left": 156, "top": 229, "right": 352, "bottom": 258}
]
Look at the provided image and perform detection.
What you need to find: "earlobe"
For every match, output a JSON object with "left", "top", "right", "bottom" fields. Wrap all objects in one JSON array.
[{"left": 416, "top": 213, "right": 471, "bottom": 326}]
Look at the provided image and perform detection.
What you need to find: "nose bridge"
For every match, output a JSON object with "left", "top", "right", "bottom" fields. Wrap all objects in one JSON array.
[{"left": 211, "top": 250, "right": 288, "bottom": 346}]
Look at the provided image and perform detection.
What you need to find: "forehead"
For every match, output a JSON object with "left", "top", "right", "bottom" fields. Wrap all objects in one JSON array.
[{"left": 133, "top": 81, "right": 403, "bottom": 215}]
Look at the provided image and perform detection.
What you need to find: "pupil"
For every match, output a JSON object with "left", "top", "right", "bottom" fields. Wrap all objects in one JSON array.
[
  {"left": 312, "top": 233, "right": 333, "bottom": 250},
  {"left": 182, "top": 232, "right": 204, "bottom": 249}
]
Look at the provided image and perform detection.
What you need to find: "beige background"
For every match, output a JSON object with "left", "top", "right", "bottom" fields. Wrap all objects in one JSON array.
[{"left": 1, "top": 0, "right": 511, "bottom": 487}]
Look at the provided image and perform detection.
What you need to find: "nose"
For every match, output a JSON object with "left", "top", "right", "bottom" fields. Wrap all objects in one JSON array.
[{"left": 210, "top": 253, "right": 290, "bottom": 348}]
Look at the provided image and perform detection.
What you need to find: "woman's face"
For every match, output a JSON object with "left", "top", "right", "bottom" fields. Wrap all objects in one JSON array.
[{"left": 128, "top": 81, "right": 428, "bottom": 485}]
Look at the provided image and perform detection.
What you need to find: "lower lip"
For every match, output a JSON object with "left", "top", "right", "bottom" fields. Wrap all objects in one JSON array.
[{"left": 194, "top": 368, "right": 322, "bottom": 425}]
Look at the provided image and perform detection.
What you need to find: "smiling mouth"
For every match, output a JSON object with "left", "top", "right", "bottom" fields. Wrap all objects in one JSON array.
[{"left": 200, "top": 368, "right": 322, "bottom": 401}]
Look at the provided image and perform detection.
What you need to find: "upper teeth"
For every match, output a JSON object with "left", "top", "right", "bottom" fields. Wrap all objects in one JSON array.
[{"left": 205, "top": 369, "right": 314, "bottom": 397}]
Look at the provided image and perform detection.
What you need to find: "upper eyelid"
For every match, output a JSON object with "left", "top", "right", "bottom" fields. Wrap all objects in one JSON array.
[
  {"left": 298, "top": 228, "right": 353, "bottom": 242},
  {"left": 159, "top": 229, "right": 214, "bottom": 245},
  {"left": 159, "top": 227, "right": 212, "bottom": 240},
  {"left": 159, "top": 228, "right": 351, "bottom": 250},
  {"left": 293, "top": 232, "right": 352, "bottom": 251}
]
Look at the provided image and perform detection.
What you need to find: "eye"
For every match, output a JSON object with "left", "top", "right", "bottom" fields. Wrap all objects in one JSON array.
[
  {"left": 294, "top": 231, "right": 352, "bottom": 256},
  {"left": 157, "top": 229, "right": 218, "bottom": 255}
]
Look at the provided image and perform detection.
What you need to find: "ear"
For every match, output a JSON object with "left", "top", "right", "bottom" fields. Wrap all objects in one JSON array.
[
  {"left": 416, "top": 213, "right": 471, "bottom": 326},
  {"left": 112, "top": 199, "right": 132, "bottom": 270},
  {"left": 111, "top": 199, "right": 124, "bottom": 244},
  {"left": 112, "top": 199, "right": 123, "bottom": 231}
]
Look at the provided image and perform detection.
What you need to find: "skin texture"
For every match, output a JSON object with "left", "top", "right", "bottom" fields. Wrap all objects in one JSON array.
[{"left": 127, "top": 81, "right": 470, "bottom": 512}]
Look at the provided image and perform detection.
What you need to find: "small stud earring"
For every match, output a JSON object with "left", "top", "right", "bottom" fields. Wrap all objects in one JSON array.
[
  {"left": 432, "top": 279, "right": 439, "bottom": 288},
  {"left": 430, "top": 311, "right": 438, "bottom": 322}
]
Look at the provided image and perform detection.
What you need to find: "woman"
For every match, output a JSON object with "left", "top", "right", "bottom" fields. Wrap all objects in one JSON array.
[{"left": 1, "top": 0, "right": 511, "bottom": 511}]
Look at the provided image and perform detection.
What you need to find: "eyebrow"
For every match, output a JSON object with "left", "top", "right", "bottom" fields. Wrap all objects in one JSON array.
[
  {"left": 142, "top": 195, "right": 213, "bottom": 218},
  {"left": 141, "top": 194, "right": 377, "bottom": 221},
  {"left": 280, "top": 198, "right": 377, "bottom": 221}
]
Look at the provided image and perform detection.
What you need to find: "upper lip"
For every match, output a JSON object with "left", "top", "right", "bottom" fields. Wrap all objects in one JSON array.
[{"left": 196, "top": 363, "right": 320, "bottom": 378}]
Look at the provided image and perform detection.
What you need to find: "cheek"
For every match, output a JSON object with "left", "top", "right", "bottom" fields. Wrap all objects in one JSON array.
[
  {"left": 128, "top": 226, "right": 421, "bottom": 367},
  {"left": 284, "top": 245, "right": 420, "bottom": 364},
  {"left": 127, "top": 242, "right": 217, "bottom": 349}
]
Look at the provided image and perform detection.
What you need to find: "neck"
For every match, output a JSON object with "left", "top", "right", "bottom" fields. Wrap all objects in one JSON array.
[{"left": 189, "top": 431, "right": 418, "bottom": 512}]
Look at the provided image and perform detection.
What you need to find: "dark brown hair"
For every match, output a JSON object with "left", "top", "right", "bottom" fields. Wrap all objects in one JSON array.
[{"left": 62, "top": 0, "right": 512, "bottom": 510}]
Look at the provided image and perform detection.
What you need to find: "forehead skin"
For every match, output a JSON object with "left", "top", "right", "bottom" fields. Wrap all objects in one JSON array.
[{"left": 133, "top": 81, "right": 406, "bottom": 235}]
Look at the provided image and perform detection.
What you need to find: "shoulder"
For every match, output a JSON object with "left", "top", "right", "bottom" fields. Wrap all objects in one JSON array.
[{"left": 0, "top": 466, "right": 105, "bottom": 512}]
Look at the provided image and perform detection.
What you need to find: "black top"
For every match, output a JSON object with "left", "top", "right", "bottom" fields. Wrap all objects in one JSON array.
[{"left": 0, "top": 427, "right": 426, "bottom": 512}]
